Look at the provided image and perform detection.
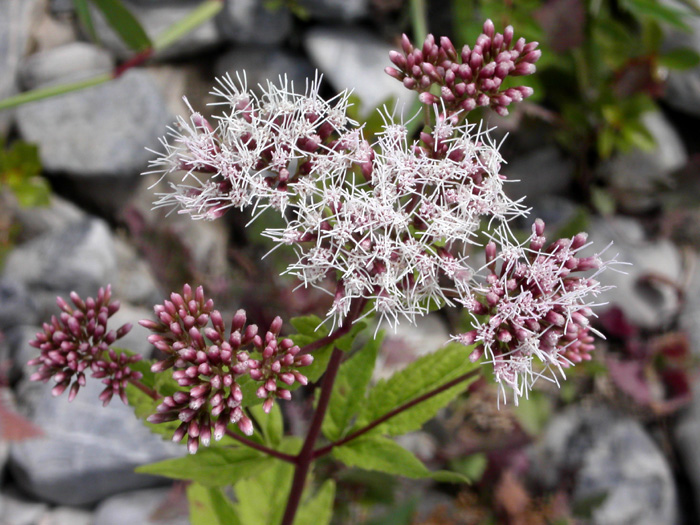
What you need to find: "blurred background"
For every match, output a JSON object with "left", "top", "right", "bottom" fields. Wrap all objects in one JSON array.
[{"left": 1, "top": 0, "right": 700, "bottom": 523}]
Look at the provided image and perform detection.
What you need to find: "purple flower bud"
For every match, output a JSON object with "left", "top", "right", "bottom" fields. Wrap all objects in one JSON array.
[
  {"left": 419, "top": 92, "right": 439, "bottom": 105},
  {"left": 238, "top": 416, "right": 254, "bottom": 436},
  {"left": 483, "top": 19, "right": 495, "bottom": 38}
]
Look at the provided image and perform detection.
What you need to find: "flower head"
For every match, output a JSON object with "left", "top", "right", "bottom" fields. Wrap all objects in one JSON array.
[
  {"left": 27, "top": 285, "right": 138, "bottom": 405},
  {"left": 385, "top": 20, "right": 540, "bottom": 116},
  {"left": 140, "top": 284, "right": 312, "bottom": 453},
  {"left": 453, "top": 219, "right": 614, "bottom": 404}
]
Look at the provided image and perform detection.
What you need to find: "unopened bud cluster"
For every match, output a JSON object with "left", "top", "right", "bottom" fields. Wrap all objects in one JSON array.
[
  {"left": 140, "top": 284, "right": 312, "bottom": 453},
  {"left": 385, "top": 19, "right": 540, "bottom": 116},
  {"left": 28, "top": 285, "right": 138, "bottom": 406},
  {"left": 454, "top": 219, "right": 611, "bottom": 403}
]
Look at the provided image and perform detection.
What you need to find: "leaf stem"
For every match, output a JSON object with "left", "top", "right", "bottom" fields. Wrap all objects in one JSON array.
[
  {"left": 312, "top": 368, "right": 480, "bottom": 459},
  {"left": 280, "top": 347, "right": 345, "bottom": 525}
]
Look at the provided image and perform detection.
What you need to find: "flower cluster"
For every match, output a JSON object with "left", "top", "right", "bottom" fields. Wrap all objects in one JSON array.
[
  {"left": 140, "top": 285, "right": 312, "bottom": 453},
  {"left": 145, "top": 74, "right": 371, "bottom": 220},
  {"left": 27, "top": 286, "right": 139, "bottom": 406},
  {"left": 143, "top": 20, "right": 616, "bottom": 403},
  {"left": 454, "top": 219, "right": 612, "bottom": 404},
  {"left": 266, "top": 108, "right": 525, "bottom": 329},
  {"left": 385, "top": 20, "right": 540, "bottom": 116}
]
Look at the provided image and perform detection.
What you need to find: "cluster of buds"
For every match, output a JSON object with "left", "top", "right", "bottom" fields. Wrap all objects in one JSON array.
[
  {"left": 140, "top": 285, "right": 312, "bottom": 453},
  {"left": 385, "top": 19, "right": 540, "bottom": 116},
  {"left": 27, "top": 286, "right": 139, "bottom": 406},
  {"left": 248, "top": 316, "right": 313, "bottom": 413},
  {"left": 454, "top": 220, "right": 610, "bottom": 403}
]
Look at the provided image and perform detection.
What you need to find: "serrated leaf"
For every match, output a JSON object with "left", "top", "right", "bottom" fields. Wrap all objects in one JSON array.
[
  {"left": 293, "top": 480, "right": 335, "bottom": 525},
  {"left": 659, "top": 48, "right": 700, "bottom": 70},
  {"left": 248, "top": 402, "right": 283, "bottom": 446},
  {"left": 233, "top": 459, "right": 294, "bottom": 525},
  {"left": 90, "top": 0, "right": 152, "bottom": 51},
  {"left": 290, "top": 315, "right": 329, "bottom": 338},
  {"left": 136, "top": 447, "right": 274, "bottom": 487},
  {"left": 322, "top": 334, "right": 381, "bottom": 441},
  {"left": 188, "top": 483, "right": 241, "bottom": 525},
  {"left": 332, "top": 435, "right": 468, "bottom": 483},
  {"left": 353, "top": 343, "right": 478, "bottom": 436},
  {"left": 333, "top": 435, "right": 429, "bottom": 478}
]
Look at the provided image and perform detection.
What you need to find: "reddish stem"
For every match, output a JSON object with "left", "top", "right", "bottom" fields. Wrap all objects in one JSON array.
[{"left": 280, "top": 347, "right": 344, "bottom": 525}]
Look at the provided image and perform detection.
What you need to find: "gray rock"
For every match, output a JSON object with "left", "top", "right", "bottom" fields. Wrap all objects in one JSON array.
[
  {"left": 0, "top": 491, "right": 48, "bottom": 525},
  {"left": 9, "top": 376, "right": 183, "bottom": 505},
  {"left": 38, "top": 506, "right": 93, "bottom": 525},
  {"left": 216, "top": 0, "right": 292, "bottom": 46},
  {"left": 10, "top": 193, "right": 86, "bottom": 242},
  {"left": 215, "top": 46, "right": 315, "bottom": 95},
  {"left": 587, "top": 216, "right": 682, "bottom": 330},
  {"left": 502, "top": 146, "right": 574, "bottom": 204},
  {"left": 0, "top": 0, "right": 42, "bottom": 136},
  {"left": 114, "top": 236, "right": 162, "bottom": 308},
  {"left": 600, "top": 111, "right": 687, "bottom": 212},
  {"left": 0, "top": 279, "right": 38, "bottom": 331},
  {"left": 298, "top": 0, "right": 369, "bottom": 21},
  {"left": 93, "top": 487, "right": 189, "bottom": 525},
  {"left": 20, "top": 42, "right": 114, "bottom": 90},
  {"left": 90, "top": 0, "right": 220, "bottom": 60},
  {"left": 5, "top": 324, "right": 42, "bottom": 381},
  {"left": 1, "top": 218, "right": 118, "bottom": 319},
  {"left": 30, "top": 5, "right": 78, "bottom": 52},
  {"left": 304, "top": 27, "right": 417, "bottom": 118},
  {"left": 17, "top": 69, "right": 171, "bottom": 177},
  {"left": 530, "top": 407, "right": 678, "bottom": 525},
  {"left": 109, "top": 303, "right": 155, "bottom": 358}
]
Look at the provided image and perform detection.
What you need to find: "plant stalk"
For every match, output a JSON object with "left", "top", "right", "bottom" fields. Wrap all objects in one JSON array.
[{"left": 280, "top": 346, "right": 344, "bottom": 525}]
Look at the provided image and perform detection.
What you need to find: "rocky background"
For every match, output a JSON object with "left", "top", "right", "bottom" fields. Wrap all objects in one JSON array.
[{"left": 1, "top": 0, "right": 700, "bottom": 523}]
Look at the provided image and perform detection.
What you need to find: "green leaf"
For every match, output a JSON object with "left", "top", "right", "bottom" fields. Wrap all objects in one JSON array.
[
  {"left": 293, "top": 480, "right": 336, "bottom": 525},
  {"left": 659, "top": 48, "right": 700, "bottom": 70},
  {"left": 322, "top": 334, "right": 381, "bottom": 442},
  {"left": 90, "top": 0, "right": 152, "bottom": 51},
  {"left": 364, "top": 499, "right": 418, "bottom": 525},
  {"left": 188, "top": 483, "right": 241, "bottom": 525},
  {"left": 233, "top": 459, "right": 294, "bottom": 525},
  {"left": 136, "top": 447, "right": 274, "bottom": 487},
  {"left": 154, "top": 0, "right": 223, "bottom": 51},
  {"left": 450, "top": 453, "right": 488, "bottom": 483},
  {"left": 620, "top": 0, "right": 690, "bottom": 30},
  {"left": 512, "top": 391, "right": 551, "bottom": 436},
  {"left": 248, "top": 402, "right": 283, "bottom": 446},
  {"left": 9, "top": 176, "right": 50, "bottom": 207},
  {"left": 352, "top": 343, "right": 478, "bottom": 436},
  {"left": 332, "top": 435, "right": 468, "bottom": 483},
  {"left": 72, "top": 0, "right": 98, "bottom": 43},
  {"left": 288, "top": 314, "right": 367, "bottom": 383}
]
